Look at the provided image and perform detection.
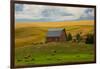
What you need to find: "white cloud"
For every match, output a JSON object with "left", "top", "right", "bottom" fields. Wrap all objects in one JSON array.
[
  {"left": 65, "top": 7, "right": 87, "bottom": 18},
  {"left": 15, "top": 4, "right": 44, "bottom": 19},
  {"left": 15, "top": 4, "right": 94, "bottom": 22}
]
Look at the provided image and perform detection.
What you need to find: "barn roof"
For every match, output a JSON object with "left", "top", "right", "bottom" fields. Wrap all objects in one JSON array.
[{"left": 47, "top": 28, "right": 65, "bottom": 37}]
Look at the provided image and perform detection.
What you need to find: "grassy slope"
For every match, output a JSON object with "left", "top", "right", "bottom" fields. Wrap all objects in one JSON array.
[{"left": 15, "top": 42, "right": 94, "bottom": 66}]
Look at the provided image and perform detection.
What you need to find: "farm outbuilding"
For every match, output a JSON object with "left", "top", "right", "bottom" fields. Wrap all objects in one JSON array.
[{"left": 46, "top": 28, "right": 67, "bottom": 42}]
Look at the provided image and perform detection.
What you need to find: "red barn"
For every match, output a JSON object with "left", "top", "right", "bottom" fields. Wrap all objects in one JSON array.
[{"left": 46, "top": 28, "right": 67, "bottom": 42}]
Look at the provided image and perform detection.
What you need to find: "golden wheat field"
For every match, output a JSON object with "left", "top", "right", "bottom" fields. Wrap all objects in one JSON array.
[
  {"left": 15, "top": 20, "right": 94, "bottom": 47},
  {"left": 15, "top": 20, "right": 94, "bottom": 28}
]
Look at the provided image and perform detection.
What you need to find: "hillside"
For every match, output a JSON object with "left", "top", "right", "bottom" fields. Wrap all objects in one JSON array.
[
  {"left": 15, "top": 20, "right": 95, "bottom": 66},
  {"left": 15, "top": 20, "right": 94, "bottom": 47},
  {"left": 15, "top": 20, "right": 94, "bottom": 28}
]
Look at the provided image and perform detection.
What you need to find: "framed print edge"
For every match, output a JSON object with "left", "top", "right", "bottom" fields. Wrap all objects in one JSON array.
[
  {"left": 10, "top": 0, "right": 96, "bottom": 68},
  {"left": 11, "top": 0, "right": 15, "bottom": 68}
]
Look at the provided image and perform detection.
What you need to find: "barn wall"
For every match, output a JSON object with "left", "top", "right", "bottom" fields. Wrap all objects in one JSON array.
[
  {"left": 46, "top": 37, "right": 59, "bottom": 42},
  {"left": 59, "top": 30, "right": 67, "bottom": 41},
  {"left": 46, "top": 29, "right": 67, "bottom": 42}
]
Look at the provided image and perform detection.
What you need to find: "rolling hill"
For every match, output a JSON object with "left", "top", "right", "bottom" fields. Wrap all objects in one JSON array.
[{"left": 15, "top": 20, "right": 94, "bottom": 47}]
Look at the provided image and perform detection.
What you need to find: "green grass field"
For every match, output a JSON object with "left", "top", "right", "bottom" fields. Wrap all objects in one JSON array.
[
  {"left": 15, "top": 20, "right": 95, "bottom": 66},
  {"left": 15, "top": 42, "right": 94, "bottom": 66}
]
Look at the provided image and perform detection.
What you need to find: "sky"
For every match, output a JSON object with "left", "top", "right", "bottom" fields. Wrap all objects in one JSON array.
[{"left": 15, "top": 4, "right": 94, "bottom": 22}]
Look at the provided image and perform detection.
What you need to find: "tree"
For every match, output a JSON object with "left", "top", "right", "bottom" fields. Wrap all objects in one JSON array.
[
  {"left": 66, "top": 33, "right": 72, "bottom": 41},
  {"left": 85, "top": 33, "right": 94, "bottom": 44},
  {"left": 76, "top": 33, "right": 81, "bottom": 42}
]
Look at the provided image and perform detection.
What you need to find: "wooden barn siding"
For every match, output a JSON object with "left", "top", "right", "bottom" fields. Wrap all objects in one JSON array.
[
  {"left": 46, "top": 29, "right": 67, "bottom": 42},
  {"left": 46, "top": 31, "right": 67, "bottom": 42},
  {"left": 59, "top": 30, "right": 67, "bottom": 41},
  {"left": 46, "top": 37, "right": 59, "bottom": 42}
]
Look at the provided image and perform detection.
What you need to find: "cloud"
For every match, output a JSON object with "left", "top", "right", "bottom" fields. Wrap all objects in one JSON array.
[
  {"left": 15, "top": 4, "right": 23, "bottom": 12},
  {"left": 78, "top": 8, "right": 94, "bottom": 20},
  {"left": 15, "top": 4, "right": 94, "bottom": 22}
]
